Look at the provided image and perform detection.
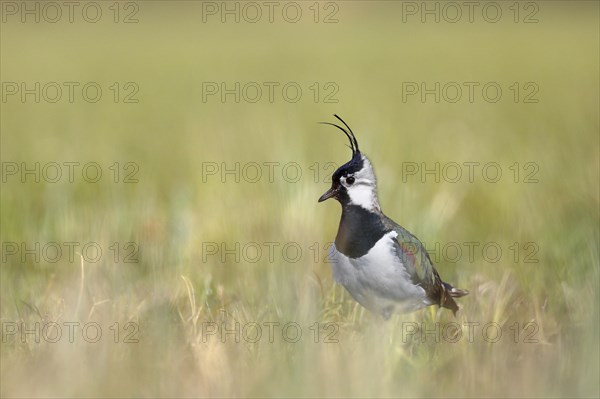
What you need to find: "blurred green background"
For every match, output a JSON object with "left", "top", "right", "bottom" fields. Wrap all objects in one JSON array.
[{"left": 1, "top": 1, "right": 598, "bottom": 397}]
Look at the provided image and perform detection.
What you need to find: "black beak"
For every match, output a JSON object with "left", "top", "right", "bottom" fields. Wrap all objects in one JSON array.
[{"left": 318, "top": 187, "right": 338, "bottom": 202}]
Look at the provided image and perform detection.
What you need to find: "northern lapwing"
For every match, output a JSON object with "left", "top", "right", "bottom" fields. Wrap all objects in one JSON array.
[{"left": 318, "top": 115, "right": 468, "bottom": 319}]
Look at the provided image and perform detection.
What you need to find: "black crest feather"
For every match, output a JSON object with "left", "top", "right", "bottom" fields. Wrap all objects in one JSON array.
[{"left": 319, "top": 115, "right": 360, "bottom": 156}]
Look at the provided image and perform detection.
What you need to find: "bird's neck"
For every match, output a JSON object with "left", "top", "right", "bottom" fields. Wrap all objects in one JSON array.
[{"left": 335, "top": 204, "right": 386, "bottom": 258}]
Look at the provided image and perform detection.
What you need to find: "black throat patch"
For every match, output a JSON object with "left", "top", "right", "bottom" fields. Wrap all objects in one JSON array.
[{"left": 335, "top": 205, "right": 389, "bottom": 258}]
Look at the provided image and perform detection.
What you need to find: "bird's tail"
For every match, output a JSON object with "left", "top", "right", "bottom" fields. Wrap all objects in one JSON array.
[
  {"left": 445, "top": 283, "right": 469, "bottom": 298},
  {"left": 441, "top": 282, "right": 469, "bottom": 316}
]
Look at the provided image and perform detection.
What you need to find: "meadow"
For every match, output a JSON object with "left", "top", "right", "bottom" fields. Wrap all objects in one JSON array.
[{"left": 1, "top": 1, "right": 598, "bottom": 397}]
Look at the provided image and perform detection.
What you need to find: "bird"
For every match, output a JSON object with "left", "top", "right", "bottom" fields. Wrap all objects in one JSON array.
[{"left": 318, "top": 115, "right": 468, "bottom": 319}]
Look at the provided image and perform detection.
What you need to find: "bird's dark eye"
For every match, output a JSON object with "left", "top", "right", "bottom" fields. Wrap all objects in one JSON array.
[{"left": 346, "top": 176, "right": 355, "bottom": 185}]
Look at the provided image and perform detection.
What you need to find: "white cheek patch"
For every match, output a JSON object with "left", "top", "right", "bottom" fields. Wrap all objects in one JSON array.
[
  {"left": 347, "top": 183, "right": 378, "bottom": 210},
  {"left": 348, "top": 185, "right": 373, "bottom": 209}
]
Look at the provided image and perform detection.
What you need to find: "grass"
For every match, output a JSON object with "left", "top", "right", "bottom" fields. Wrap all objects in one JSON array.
[{"left": 1, "top": 1, "right": 599, "bottom": 397}]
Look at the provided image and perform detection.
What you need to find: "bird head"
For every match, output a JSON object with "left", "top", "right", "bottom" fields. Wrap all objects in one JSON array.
[{"left": 318, "top": 115, "right": 379, "bottom": 211}]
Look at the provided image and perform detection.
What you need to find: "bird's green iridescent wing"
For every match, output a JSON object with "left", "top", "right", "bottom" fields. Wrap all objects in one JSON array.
[{"left": 382, "top": 215, "right": 437, "bottom": 288}]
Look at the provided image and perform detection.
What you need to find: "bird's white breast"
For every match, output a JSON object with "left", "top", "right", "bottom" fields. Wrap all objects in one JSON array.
[{"left": 329, "top": 231, "right": 428, "bottom": 315}]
